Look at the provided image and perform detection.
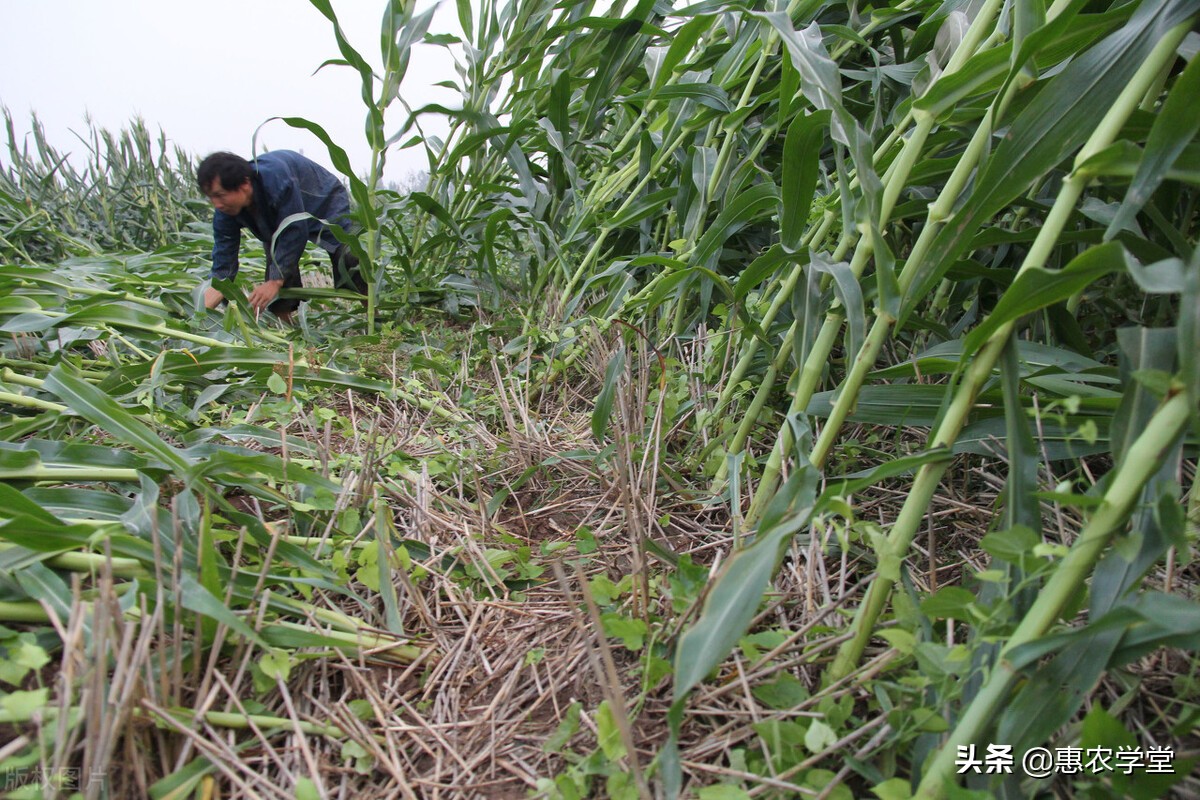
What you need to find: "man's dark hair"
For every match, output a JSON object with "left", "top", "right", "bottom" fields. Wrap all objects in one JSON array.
[{"left": 197, "top": 152, "right": 253, "bottom": 193}]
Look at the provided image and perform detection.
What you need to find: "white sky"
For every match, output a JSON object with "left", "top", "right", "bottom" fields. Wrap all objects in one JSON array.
[{"left": 0, "top": 0, "right": 462, "bottom": 186}]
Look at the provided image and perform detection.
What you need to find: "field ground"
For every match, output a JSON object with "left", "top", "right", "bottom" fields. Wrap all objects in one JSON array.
[{"left": 7, "top": 287, "right": 1189, "bottom": 799}]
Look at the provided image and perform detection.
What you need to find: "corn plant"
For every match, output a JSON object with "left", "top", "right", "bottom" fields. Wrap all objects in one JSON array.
[
  {"left": 1, "top": 111, "right": 205, "bottom": 261},
  {"left": 407, "top": 0, "right": 1200, "bottom": 795},
  {"left": 252, "top": 0, "right": 440, "bottom": 334},
  {"left": 0, "top": 116, "right": 463, "bottom": 792}
]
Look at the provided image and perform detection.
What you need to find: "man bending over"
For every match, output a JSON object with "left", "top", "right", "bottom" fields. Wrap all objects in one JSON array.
[{"left": 198, "top": 150, "right": 367, "bottom": 323}]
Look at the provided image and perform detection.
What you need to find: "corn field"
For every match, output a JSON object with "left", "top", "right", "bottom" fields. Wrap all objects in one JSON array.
[{"left": 2, "top": 0, "right": 1199, "bottom": 798}]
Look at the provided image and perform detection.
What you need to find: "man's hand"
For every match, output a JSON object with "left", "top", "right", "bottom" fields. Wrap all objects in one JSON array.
[
  {"left": 248, "top": 279, "right": 285, "bottom": 312},
  {"left": 203, "top": 286, "right": 225, "bottom": 309}
]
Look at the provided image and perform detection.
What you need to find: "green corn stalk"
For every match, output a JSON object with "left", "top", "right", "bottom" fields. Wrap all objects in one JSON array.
[
  {"left": 829, "top": 17, "right": 1195, "bottom": 681},
  {"left": 732, "top": 0, "right": 1015, "bottom": 520},
  {"left": 914, "top": 386, "right": 1193, "bottom": 799},
  {"left": 291, "top": 0, "right": 439, "bottom": 333}
]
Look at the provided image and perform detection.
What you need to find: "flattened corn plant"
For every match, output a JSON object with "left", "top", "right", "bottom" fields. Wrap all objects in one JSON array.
[
  {"left": 0, "top": 113, "right": 470, "bottom": 793},
  {"left": 394, "top": 0, "right": 1200, "bottom": 795},
  {"left": 1, "top": 112, "right": 205, "bottom": 262}
]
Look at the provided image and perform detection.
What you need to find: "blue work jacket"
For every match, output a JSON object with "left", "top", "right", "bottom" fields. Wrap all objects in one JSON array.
[{"left": 210, "top": 151, "right": 352, "bottom": 283}]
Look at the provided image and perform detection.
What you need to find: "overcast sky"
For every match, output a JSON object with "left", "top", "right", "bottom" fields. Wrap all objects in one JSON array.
[{"left": 0, "top": 0, "right": 461, "bottom": 185}]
